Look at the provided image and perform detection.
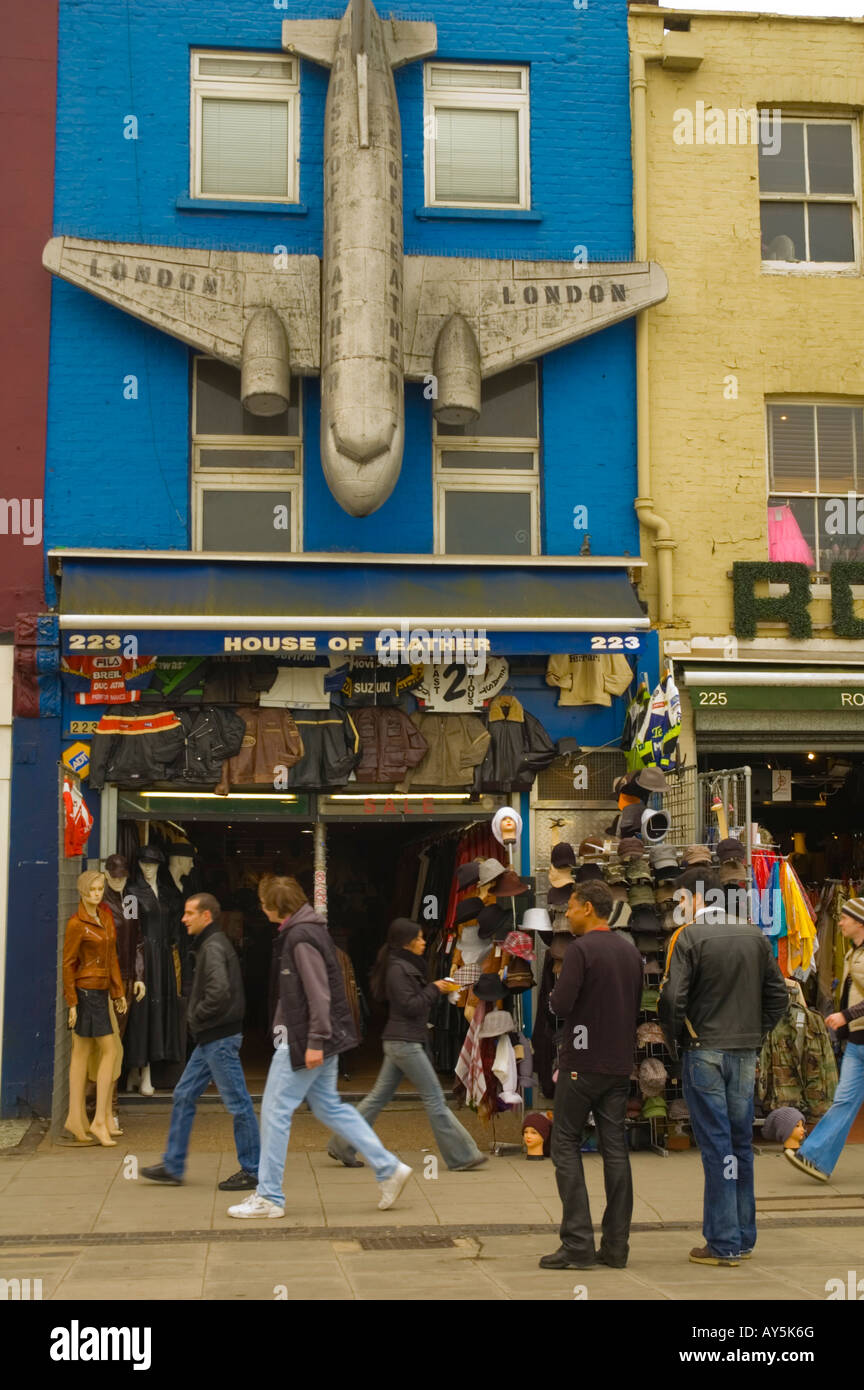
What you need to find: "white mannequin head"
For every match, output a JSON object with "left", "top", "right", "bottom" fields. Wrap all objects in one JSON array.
[
  {"left": 169, "top": 854, "right": 194, "bottom": 890},
  {"left": 141, "top": 861, "right": 160, "bottom": 892}
]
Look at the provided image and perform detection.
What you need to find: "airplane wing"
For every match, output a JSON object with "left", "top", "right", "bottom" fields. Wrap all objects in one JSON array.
[
  {"left": 42, "top": 237, "right": 322, "bottom": 373},
  {"left": 402, "top": 257, "right": 668, "bottom": 380}
]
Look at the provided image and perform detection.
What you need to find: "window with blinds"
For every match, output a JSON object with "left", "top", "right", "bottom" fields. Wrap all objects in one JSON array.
[
  {"left": 767, "top": 401, "right": 864, "bottom": 569},
  {"left": 424, "top": 64, "right": 529, "bottom": 210},
  {"left": 191, "top": 51, "right": 299, "bottom": 203}
]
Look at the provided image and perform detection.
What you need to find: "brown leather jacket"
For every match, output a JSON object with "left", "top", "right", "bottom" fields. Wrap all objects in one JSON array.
[
  {"left": 353, "top": 706, "right": 428, "bottom": 782},
  {"left": 62, "top": 903, "right": 125, "bottom": 1005},
  {"left": 215, "top": 707, "right": 304, "bottom": 795}
]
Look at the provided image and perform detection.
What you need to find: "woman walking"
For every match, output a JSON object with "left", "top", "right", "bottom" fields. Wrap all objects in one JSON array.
[{"left": 328, "top": 919, "right": 487, "bottom": 1172}]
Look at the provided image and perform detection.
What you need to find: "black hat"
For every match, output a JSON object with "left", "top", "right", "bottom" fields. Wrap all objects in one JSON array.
[
  {"left": 575, "top": 863, "right": 604, "bottom": 883},
  {"left": 550, "top": 842, "right": 576, "bottom": 868},
  {"left": 477, "top": 904, "right": 511, "bottom": 941},
  {"left": 716, "top": 837, "right": 747, "bottom": 863},
  {"left": 629, "top": 905, "right": 661, "bottom": 934},
  {"left": 546, "top": 882, "right": 575, "bottom": 907},
  {"left": 137, "top": 845, "right": 165, "bottom": 864},
  {"left": 455, "top": 896, "right": 483, "bottom": 926},
  {"left": 456, "top": 862, "right": 481, "bottom": 890},
  {"left": 618, "top": 803, "right": 644, "bottom": 838},
  {"left": 473, "top": 972, "right": 508, "bottom": 1001}
]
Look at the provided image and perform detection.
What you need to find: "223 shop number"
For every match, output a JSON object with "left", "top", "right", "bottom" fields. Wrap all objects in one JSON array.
[
  {"left": 590, "top": 636, "right": 640, "bottom": 650},
  {"left": 67, "top": 634, "right": 132, "bottom": 652}
]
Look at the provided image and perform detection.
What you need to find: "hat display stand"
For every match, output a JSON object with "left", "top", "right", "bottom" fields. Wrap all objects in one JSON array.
[{"left": 488, "top": 827, "right": 526, "bottom": 1158}]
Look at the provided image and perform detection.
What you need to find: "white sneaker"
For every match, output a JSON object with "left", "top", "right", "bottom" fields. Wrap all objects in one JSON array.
[
  {"left": 377, "top": 1161, "right": 413, "bottom": 1211},
  {"left": 227, "top": 1192, "right": 285, "bottom": 1219}
]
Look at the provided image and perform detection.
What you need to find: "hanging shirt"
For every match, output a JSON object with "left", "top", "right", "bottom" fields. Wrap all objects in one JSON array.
[
  {"left": 340, "top": 657, "right": 423, "bottom": 707},
  {"left": 260, "top": 656, "right": 348, "bottom": 710},
  {"left": 545, "top": 653, "right": 633, "bottom": 707},
  {"left": 61, "top": 653, "right": 157, "bottom": 706},
  {"left": 414, "top": 658, "right": 509, "bottom": 713}
]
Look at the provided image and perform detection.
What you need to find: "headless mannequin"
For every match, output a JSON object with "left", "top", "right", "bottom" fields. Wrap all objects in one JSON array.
[
  {"left": 104, "top": 866, "right": 146, "bottom": 1123},
  {"left": 127, "top": 859, "right": 160, "bottom": 1096},
  {"left": 64, "top": 875, "right": 127, "bottom": 1147}
]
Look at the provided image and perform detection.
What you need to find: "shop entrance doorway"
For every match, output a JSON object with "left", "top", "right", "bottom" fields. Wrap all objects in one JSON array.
[{"left": 118, "top": 814, "right": 481, "bottom": 1095}]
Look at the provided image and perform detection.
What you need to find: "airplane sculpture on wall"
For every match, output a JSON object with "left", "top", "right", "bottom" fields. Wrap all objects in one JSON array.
[{"left": 43, "top": 0, "right": 668, "bottom": 517}]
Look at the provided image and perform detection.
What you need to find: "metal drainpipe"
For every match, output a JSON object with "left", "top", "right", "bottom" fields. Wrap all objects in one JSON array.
[{"left": 631, "top": 49, "right": 676, "bottom": 625}]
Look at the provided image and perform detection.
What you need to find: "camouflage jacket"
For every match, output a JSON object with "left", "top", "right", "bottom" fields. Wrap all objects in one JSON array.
[{"left": 758, "top": 999, "right": 838, "bottom": 1119}]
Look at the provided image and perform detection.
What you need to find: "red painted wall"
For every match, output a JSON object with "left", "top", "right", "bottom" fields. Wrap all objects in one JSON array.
[{"left": 0, "top": 4, "right": 57, "bottom": 629}]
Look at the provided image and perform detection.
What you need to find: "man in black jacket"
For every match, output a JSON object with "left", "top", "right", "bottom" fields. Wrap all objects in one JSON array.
[
  {"left": 142, "top": 894, "right": 260, "bottom": 1190},
  {"left": 659, "top": 867, "right": 788, "bottom": 1267},
  {"left": 540, "top": 880, "right": 643, "bottom": 1271}
]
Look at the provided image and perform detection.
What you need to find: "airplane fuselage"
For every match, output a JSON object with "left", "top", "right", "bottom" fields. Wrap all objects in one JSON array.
[{"left": 321, "top": 5, "right": 405, "bottom": 516}]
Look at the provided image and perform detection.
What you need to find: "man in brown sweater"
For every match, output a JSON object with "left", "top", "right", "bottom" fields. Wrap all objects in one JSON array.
[{"left": 540, "top": 880, "right": 643, "bottom": 1270}]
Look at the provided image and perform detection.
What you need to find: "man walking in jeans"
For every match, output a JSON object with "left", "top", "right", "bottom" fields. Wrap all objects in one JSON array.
[
  {"left": 660, "top": 867, "right": 788, "bottom": 1266},
  {"left": 228, "top": 877, "right": 412, "bottom": 1219},
  {"left": 142, "top": 894, "right": 260, "bottom": 1190},
  {"left": 540, "top": 879, "right": 643, "bottom": 1270}
]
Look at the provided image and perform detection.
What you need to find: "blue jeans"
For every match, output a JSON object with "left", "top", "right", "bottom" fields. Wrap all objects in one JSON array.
[
  {"left": 163, "top": 1033, "right": 260, "bottom": 1179},
  {"left": 799, "top": 1042, "right": 864, "bottom": 1178},
  {"left": 257, "top": 1048, "right": 400, "bottom": 1207},
  {"left": 683, "top": 1048, "right": 758, "bottom": 1259},
  {"left": 328, "top": 1040, "right": 482, "bottom": 1170}
]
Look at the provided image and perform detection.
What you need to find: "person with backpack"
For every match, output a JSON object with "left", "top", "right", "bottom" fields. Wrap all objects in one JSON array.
[
  {"left": 227, "top": 877, "right": 412, "bottom": 1218},
  {"left": 659, "top": 867, "right": 788, "bottom": 1267},
  {"left": 786, "top": 897, "right": 864, "bottom": 1182},
  {"left": 327, "top": 918, "right": 487, "bottom": 1172}
]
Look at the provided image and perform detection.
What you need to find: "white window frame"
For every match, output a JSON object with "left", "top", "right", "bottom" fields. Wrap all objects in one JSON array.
[
  {"left": 433, "top": 364, "right": 540, "bottom": 555},
  {"left": 192, "top": 357, "right": 303, "bottom": 553},
  {"left": 424, "top": 63, "right": 530, "bottom": 211},
  {"left": 190, "top": 50, "right": 300, "bottom": 204},
  {"left": 766, "top": 396, "right": 864, "bottom": 571},
  {"left": 760, "top": 114, "right": 860, "bottom": 276}
]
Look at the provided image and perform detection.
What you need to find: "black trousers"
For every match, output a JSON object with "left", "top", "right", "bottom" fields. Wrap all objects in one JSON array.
[{"left": 551, "top": 1070, "right": 633, "bottom": 1263}]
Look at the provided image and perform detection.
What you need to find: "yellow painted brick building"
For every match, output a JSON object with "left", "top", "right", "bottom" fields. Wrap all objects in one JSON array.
[{"left": 629, "top": 5, "right": 864, "bottom": 644}]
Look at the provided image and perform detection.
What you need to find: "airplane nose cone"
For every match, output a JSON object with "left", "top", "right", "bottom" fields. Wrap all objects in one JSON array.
[
  {"left": 322, "top": 418, "right": 404, "bottom": 517},
  {"left": 331, "top": 410, "right": 395, "bottom": 464}
]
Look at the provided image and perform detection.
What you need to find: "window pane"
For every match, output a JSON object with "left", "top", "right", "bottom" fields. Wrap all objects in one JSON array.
[
  {"left": 817, "top": 407, "right": 859, "bottom": 492},
  {"left": 818, "top": 495, "right": 864, "bottom": 568},
  {"left": 434, "top": 108, "right": 519, "bottom": 204},
  {"left": 198, "top": 57, "right": 295, "bottom": 80},
  {"left": 440, "top": 451, "right": 535, "bottom": 470},
  {"left": 195, "top": 359, "right": 299, "bottom": 437},
  {"left": 444, "top": 491, "right": 532, "bottom": 554},
  {"left": 429, "top": 67, "right": 523, "bottom": 91},
  {"left": 438, "top": 363, "right": 537, "bottom": 438},
  {"left": 807, "top": 203, "right": 855, "bottom": 263},
  {"left": 807, "top": 123, "right": 854, "bottom": 195},
  {"left": 201, "top": 98, "right": 289, "bottom": 198},
  {"left": 198, "top": 448, "right": 296, "bottom": 470},
  {"left": 769, "top": 405, "right": 816, "bottom": 490},
  {"left": 761, "top": 202, "right": 805, "bottom": 260},
  {"left": 202, "top": 490, "right": 293, "bottom": 552},
  {"left": 768, "top": 496, "right": 816, "bottom": 564},
  {"left": 758, "top": 120, "right": 804, "bottom": 194}
]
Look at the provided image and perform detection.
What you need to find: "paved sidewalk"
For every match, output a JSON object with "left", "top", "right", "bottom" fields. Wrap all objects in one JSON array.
[{"left": 0, "top": 1110, "right": 861, "bottom": 1299}]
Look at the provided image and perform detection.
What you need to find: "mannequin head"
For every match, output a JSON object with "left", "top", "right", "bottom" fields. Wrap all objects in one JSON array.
[
  {"left": 522, "top": 1111, "right": 552, "bottom": 1159},
  {"left": 78, "top": 870, "right": 105, "bottom": 913},
  {"left": 169, "top": 854, "right": 194, "bottom": 890},
  {"left": 141, "top": 861, "right": 160, "bottom": 888},
  {"left": 762, "top": 1105, "right": 806, "bottom": 1149},
  {"left": 103, "top": 853, "right": 130, "bottom": 892},
  {"left": 137, "top": 845, "right": 165, "bottom": 890}
]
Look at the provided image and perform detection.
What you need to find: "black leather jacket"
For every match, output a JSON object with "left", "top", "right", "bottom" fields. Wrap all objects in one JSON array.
[
  {"left": 381, "top": 950, "right": 440, "bottom": 1044},
  {"left": 659, "top": 911, "right": 789, "bottom": 1054},
  {"left": 187, "top": 924, "right": 246, "bottom": 1045}
]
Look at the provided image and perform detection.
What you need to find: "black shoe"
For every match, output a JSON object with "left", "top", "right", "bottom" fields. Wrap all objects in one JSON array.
[
  {"left": 218, "top": 1169, "right": 259, "bottom": 1191},
  {"left": 597, "top": 1250, "right": 628, "bottom": 1268},
  {"left": 141, "top": 1163, "right": 183, "bottom": 1186},
  {"left": 539, "top": 1247, "right": 597, "bottom": 1270},
  {"left": 327, "top": 1144, "right": 364, "bottom": 1168}
]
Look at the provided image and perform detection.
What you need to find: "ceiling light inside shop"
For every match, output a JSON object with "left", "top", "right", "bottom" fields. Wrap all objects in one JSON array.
[
  {"left": 328, "top": 793, "right": 471, "bottom": 802},
  {"left": 807, "top": 752, "right": 816, "bottom": 761},
  {"left": 140, "top": 792, "right": 298, "bottom": 801}
]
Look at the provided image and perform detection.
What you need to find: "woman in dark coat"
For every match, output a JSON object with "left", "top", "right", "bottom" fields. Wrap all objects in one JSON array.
[{"left": 327, "top": 918, "right": 487, "bottom": 1171}]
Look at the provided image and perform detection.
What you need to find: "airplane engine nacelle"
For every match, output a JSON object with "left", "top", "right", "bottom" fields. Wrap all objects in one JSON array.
[
  {"left": 432, "top": 313, "right": 481, "bottom": 427},
  {"left": 241, "top": 307, "right": 291, "bottom": 417}
]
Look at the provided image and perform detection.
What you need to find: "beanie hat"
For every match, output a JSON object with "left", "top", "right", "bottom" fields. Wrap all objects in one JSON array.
[
  {"left": 762, "top": 1106, "right": 805, "bottom": 1145},
  {"left": 550, "top": 841, "right": 577, "bottom": 868},
  {"left": 575, "top": 862, "right": 604, "bottom": 883},
  {"left": 522, "top": 1112, "right": 552, "bottom": 1155},
  {"left": 841, "top": 896, "right": 864, "bottom": 927}
]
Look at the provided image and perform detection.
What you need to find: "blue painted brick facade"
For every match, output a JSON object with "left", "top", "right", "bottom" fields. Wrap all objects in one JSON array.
[{"left": 47, "top": 0, "right": 637, "bottom": 556}]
